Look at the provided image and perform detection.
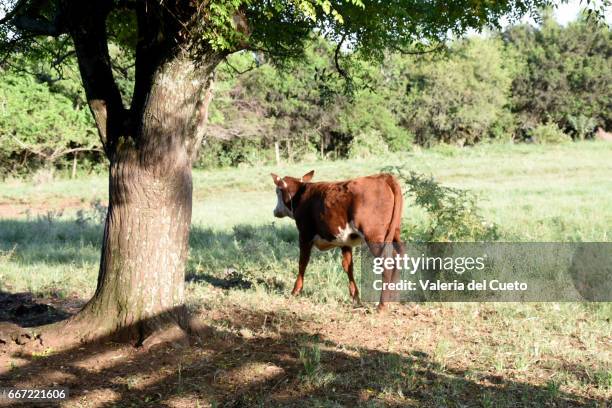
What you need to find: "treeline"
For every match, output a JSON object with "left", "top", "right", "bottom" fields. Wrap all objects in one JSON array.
[
  {"left": 0, "top": 12, "right": 610, "bottom": 175},
  {"left": 203, "top": 13, "right": 610, "bottom": 167}
]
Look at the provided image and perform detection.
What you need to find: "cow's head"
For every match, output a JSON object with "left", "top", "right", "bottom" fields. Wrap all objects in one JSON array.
[{"left": 270, "top": 170, "right": 315, "bottom": 218}]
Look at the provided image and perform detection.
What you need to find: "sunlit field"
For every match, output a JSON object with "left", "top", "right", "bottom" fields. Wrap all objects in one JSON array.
[{"left": 1, "top": 141, "right": 611, "bottom": 406}]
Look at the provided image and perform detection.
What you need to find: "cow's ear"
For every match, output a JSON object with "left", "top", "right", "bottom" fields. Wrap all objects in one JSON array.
[
  {"left": 271, "top": 173, "right": 283, "bottom": 187},
  {"left": 301, "top": 170, "right": 315, "bottom": 182}
]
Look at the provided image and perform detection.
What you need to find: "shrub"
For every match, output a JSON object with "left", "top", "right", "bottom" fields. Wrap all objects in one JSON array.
[
  {"left": 0, "top": 72, "right": 98, "bottom": 177},
  {"left": 567, "top": 115, "right": 597, "bottom": 140},
  {"left": 386, "top": 130, "right": 415, "bottom": 152},
  {"left": 529, "top": 123, "right": 571, "bottom": 144},
  {"left": 384, "top": 166, "right": 499, "bottom": 242},
  {"left": 196, "top": 137, "right": 273, "bottom": 168},
  {"left": 348, "top": 129, "right": 388, "bottom": 159}
]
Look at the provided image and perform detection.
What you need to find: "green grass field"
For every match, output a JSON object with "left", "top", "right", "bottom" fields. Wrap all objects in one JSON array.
[{"left": 1, "top": 141, "right": 611, "bottom": 406}]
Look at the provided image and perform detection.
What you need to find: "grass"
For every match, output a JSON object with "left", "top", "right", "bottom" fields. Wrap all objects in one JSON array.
[{"left": 1, "top": 141, "right": 611, "bottom": 406}]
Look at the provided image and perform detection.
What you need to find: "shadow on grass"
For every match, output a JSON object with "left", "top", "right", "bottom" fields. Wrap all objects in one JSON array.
[
  {"left": 0, "top": 218, "right": 298, "bottom": 270},
  {"left": 0, "top": 305, "right": 604, "bottom": 407}
]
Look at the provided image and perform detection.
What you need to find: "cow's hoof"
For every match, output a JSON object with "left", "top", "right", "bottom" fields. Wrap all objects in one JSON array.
[{"left": 291, "top": 290, "right": 301, "bottom": 296}]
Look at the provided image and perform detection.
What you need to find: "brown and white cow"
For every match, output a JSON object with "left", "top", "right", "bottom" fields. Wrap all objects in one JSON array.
[{"left": 271, "top": 170, "right": 403, "bottom": 310}]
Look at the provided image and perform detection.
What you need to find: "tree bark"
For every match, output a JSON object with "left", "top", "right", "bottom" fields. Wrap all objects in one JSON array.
[
  {"left": 287, "top": 139, "right": 293, "bottom": 162},
  {"left": 77, "top": 153, "right": 192, "bottom": 344},
  {"left": 62, "top": 55, "right": 219, "bottom": 346}
]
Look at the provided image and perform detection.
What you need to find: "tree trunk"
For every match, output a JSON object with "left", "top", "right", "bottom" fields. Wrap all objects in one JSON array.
[
  {"left": 0, "top": 0, "right": 229, "bottom": 351},
  {"left": 274, "top": 141, "right": 281, "bottom": 165},
  {"left": 64, "top": 56, "right": 218, "bottom": 346},
  {"left": 78, "top": 152, "right": 192, "bottom": 343},
  {"left": 320, "top": 133, "right": 325, "bottom": 157},
  {"left": 71, "top": 152, "right": 77, "bottom": 179},
  {"left": 287, "top": 139, "right": 293, "bottom": 162}
]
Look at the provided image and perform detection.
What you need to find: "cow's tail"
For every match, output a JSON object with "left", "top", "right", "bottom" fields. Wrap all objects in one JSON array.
[{"left": 383, "top": 174, "right": 403, "bottom": 244}]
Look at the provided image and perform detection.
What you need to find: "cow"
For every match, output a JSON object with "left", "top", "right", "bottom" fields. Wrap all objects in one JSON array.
[{"left": 271, "top": 170, "right": 404, "bottom": 310}]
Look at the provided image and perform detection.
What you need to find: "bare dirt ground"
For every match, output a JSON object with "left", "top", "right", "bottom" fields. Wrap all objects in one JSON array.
[{"left": 0, "top": 198, "right": 91, "bottom": 219}]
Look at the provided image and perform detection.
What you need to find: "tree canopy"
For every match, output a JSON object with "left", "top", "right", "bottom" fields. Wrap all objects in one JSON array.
[{"left": 1, "top": 1, "right": 568, "bottom": 72}]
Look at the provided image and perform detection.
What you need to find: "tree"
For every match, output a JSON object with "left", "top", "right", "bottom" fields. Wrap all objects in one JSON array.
[
  {"left": 205, "top": 39, "right": 350, "bottom": 165},
  {"left": 504, "top": 10, "right": 612, "bottom": 136},
  {"left": 396, "top": 37, "right": 516, "bottom": 146},
  {"left": 0, "top": 0, "right": 575, "bottom": 346}
]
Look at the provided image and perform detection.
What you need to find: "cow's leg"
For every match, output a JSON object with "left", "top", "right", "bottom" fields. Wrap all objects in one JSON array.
[
  {"left": 392, "top": 228, "right": 404, "bottom": 298},
  {"left": 341, "top": 246, "right": 360, "bottom": 304},
  {"left": 377, "top": 245, "right": 398, "bottom": 312},
  {"left": 362, "top": 231, "right": 396, "bottom": 312},
  {"left": 393, "top": 229, "right": 404, "bottom": 263},
  {"left": 292, "top": 241, "right": 312, "bottom": 296}
]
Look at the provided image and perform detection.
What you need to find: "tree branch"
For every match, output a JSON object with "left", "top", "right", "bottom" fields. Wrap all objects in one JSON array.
[
  {"left": 12, "top": 14, "right": 63, "bottom": 35},
  {"left": 48, "top": 146, "right": 104, "bottom": 162},
  {"left": 4, "top": 0, "right": 68, "bottom": 37},
  {"left": 0, "top": 32, "right": 34, "bottom": 65},
  {"left": 129, "top": 0, "right": 164, "bottom": 123},
  {"left": 223, "top": 56, "right": 257, "bottom": 75},
  {"left": 10, "top": 134, "right": 101, "bottom": 162},
  {"left": 191, "top": 72, "right": 215, "bottom": 159},
  {"left": 334, "top": 33, "right": 348, "bottom": 80},
  {"left": 390, "top": 43, "right": 446, "bottom": 55},
  {"left": 10, "top": 134, "right": 48, "bottom": 159},
  {"left": 52, "top": 49, "right": 75, "bottom": 67},
  {"left": 66, "top": 1, "right": 127, "bottom": 157}
]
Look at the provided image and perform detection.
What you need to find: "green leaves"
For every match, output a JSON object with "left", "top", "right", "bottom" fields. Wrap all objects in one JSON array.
[
  {"left": 383, "top": 167, "right": 499, "bottom": 242},
  {"left": 396, "top": 38, "right": 515, "bottom": 146},
  {"left": 506, "top": 12, "right": 611, "bottom": 137},
  {"left": 0, "top": 72, "right": 98, "bottom": 174}
]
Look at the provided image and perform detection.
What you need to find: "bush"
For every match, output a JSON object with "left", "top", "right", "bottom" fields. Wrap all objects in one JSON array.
[
  {"left": 196, "top": 137, "right": 273, "bottom": 169},
  {"left": 0, "top": 73, "right": 98, "bottom": 177},
  {"left": 567, "top": 115, "right": 597, "bottom": 140},
  {"left": 399, "top": 38, "right": 515, "bottom": 146},
  {"left": 384, "top": 166, "right": 499, "bottom": 242},
  {"left": 529, "top": 123, "right": 571, "bottom": 144},
  {"left": 348, "top": 130, "right": 388, "bottom": 159},
  {"left": 386, "top": 130, "right": 415, "bottom": 152}
]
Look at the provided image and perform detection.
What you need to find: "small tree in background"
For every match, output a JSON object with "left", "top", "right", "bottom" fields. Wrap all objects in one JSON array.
[
  {"left": 397, "top": 38, "right": 516, "bottom": 146},
  {"left": 529, "top": 122, "right": 572, "bottom": 144},
  {"left": 505, "top": 10, "right": 612, "bottom": 137},
  {"left": 567, "top": 114, "right": 598, "bottom": 140}
]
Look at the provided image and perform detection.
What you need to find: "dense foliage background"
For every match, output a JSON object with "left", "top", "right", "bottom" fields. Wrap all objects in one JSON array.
[{"left": 1, "top": 12, "right": 610, "bottom": 176}]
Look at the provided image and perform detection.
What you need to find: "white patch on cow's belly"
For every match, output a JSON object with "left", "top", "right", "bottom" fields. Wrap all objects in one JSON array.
[{"left": 312, "top": 221, "right": 363, "bottom": 250}]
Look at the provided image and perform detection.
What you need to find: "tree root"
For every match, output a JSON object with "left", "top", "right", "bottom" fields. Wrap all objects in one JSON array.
[{"left": 0, "top": 305, "right": 203, "bottom": 354}]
